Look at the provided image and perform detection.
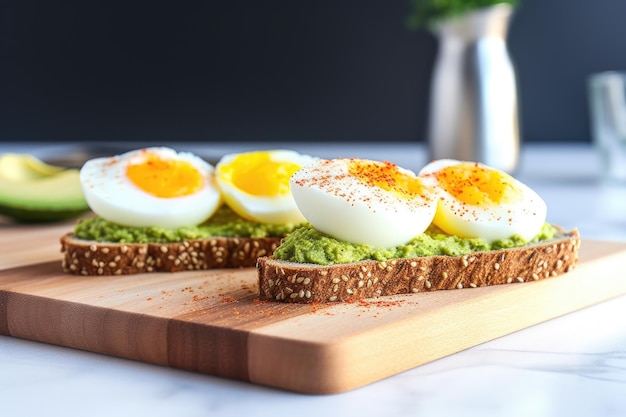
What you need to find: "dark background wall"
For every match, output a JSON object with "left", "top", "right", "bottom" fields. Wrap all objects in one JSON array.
[{"left": 1, "top": 0, "right": 625, "bottom": 145}]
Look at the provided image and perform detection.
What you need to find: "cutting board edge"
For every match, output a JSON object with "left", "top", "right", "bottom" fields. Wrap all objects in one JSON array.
[{"left": 1, "top": 292, "right": 173, "bottom": 365}]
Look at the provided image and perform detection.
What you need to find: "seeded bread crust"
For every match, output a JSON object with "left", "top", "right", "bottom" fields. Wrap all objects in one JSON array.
[
  {"left": 256, "top": 228, "right": 581, "bottom": 303},
  {"left": 60, "top": 233, "right": 282, "bottom": 276}
]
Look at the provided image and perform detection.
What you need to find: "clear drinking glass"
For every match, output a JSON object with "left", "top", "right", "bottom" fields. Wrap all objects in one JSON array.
[{"left": 588, "top": 71, "right": 626, "bottom": 183}]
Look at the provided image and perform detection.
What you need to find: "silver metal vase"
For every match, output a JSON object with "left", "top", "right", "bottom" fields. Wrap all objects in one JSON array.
[{"left": 427, "top": 4, "right": 520, "bottom": 173}]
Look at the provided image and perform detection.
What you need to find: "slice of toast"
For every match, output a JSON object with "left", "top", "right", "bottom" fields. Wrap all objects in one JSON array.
[
  {"left": 256, "top": 227, "right": 581, "bottom": 303},
  {"left": 60, "top": 233, "right": 282, "bottom": 275}
]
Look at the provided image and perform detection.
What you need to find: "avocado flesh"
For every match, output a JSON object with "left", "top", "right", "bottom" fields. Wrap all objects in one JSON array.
[
  {"left": 0, "top": 153, "right": 66, "bottom": 180},
  {"left": 0, "top": 154, "right": 89, "bottom": 223}
]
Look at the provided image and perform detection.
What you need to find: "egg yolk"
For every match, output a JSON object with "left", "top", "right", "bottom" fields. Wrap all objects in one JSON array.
[
  {"left": 126, "top": 153, "right": 204, "bottom": 198},
  {"left": 434, "top": 162, "right": 522, "bottom": 206},
  {"left": 348, "top": 159, "right": 426, "bottom": 199},
  {"left": 224, "top": 152, "right": 301, "bottom": 197}
]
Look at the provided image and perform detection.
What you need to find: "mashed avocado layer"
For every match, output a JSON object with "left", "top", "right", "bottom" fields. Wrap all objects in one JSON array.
[
  {"left": 74, "top": 206, "right": 303, "bottom": 243},
  {"left": 273, "top": 223, "right": 558, "bottom": 265}
]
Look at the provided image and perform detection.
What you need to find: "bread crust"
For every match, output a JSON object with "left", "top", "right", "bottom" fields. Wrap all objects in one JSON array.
[
  {"left": 256, "top": 228, "right": 581, "bottom": 303},
  {"left": 60, "top": 233, "right": 282, "bottom": 275}
]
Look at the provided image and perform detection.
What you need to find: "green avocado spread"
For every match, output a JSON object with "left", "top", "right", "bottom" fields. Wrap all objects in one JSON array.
[
  {"left": 273, "top": 223, "right": 558, "bottom": 265},
  {"left": 75, "top": 204, "right": 558, "bottom": 265},
  {"left": 74, "top": 205, "right": 303, "bottom": 243}
]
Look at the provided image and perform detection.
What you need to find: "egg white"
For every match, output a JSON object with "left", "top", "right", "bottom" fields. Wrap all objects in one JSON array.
[
  {"left": 215, "top": 149, "right": 317, "bottom": 224},
  {"left": 80, "top": 147, "right": 222, "bottom": 228},
  {"left": 418, "top": 159, "right": 547, "bottom": 242},
  {"left": 290, "top": 158, "right": 437, "bottom": 247}
]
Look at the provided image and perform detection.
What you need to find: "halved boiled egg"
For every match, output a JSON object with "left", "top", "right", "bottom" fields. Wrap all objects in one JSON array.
[
  {"left": 290, "top": 158, "right": 437, "bottom": 247},
  {"left": 418, "top": 159, "right": 547, "bottom": 242},
  {"left": 80, "top": 147, "right": 221, "bottom": 228},
  {"left": 215, "top": 149, "right": 317, "bottom": 224}
]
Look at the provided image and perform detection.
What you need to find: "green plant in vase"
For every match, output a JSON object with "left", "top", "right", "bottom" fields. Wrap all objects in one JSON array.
[
  {"left": 407, "top": 0, "right": 519, "bottom": 28},
  {"left": 406, "top": 0, "right": 521, "bottom": 173}
]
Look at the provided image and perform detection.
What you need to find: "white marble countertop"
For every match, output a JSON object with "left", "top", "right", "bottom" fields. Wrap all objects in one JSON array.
[{"left": 2, "top": 142, "right": 626, "bottom": 417}]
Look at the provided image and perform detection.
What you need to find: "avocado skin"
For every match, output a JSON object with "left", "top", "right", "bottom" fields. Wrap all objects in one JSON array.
[
  {"left": 0, "top": 205, "right": 89, "bottom": 223},
  {"left": 0, "top": 154, "right": 89, "bottom": 223}
]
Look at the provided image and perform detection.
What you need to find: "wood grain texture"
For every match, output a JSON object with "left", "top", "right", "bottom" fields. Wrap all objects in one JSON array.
[
  {"left": 2, "top": 223, "right": 626, "bottom": 394},
  {"left": 0, "top": 220, "right": 77, "bottom": 270}
]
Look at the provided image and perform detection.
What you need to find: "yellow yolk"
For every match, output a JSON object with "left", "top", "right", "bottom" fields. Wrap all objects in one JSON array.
[
  {"left": 224, "top": 152, "right": 301, "bottom": 197},
  {"left": 434, "top": 162, "right": 522, "bottom": 207},
  {"left": 214, "top": 149, "right": 316, "bottom": 224},
  {"left": 417, "top": 159, "right": 548, "bottom": 242},
  {"left": 289, "top": 158, "right": 438, "bottom": 247},
  {"left": 80, "top": 147, "right": 221, "bottom": 229},
  {"left": 126, "top": 152, "right": 204, "bottom": 198},
  {"left": 348, "top": 159, "right": 427, "bottom": 200}
]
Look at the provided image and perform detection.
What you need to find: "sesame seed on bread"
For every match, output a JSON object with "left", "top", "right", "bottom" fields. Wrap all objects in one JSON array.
[
  {"left": 256, "top": 227, "right": 581, "bottom": 303},
  {"left": 60, "top": 233, "right": 282, "bottom": 275}
]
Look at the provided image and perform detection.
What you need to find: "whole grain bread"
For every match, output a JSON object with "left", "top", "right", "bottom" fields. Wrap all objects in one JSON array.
[
  {"left": 256, "top": 227, "right": 581, "bottom": 303},
  {"left": 60, "top": 233, "right": 282, "bottom": 275}
]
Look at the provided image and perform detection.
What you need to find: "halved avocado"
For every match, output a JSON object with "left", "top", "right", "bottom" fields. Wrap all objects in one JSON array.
[{"left": 0, "top": 154, "right": 90, "bottom": 223}]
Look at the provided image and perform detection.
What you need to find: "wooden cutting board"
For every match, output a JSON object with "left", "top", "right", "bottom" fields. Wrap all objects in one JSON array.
[{"left": 2, "top": 220, "right": 626, "bottom": 394}]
